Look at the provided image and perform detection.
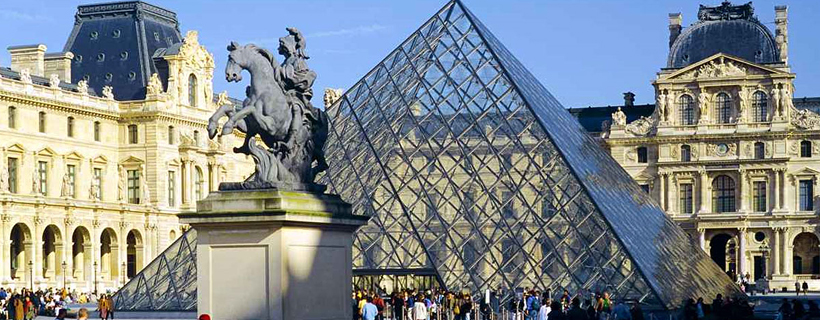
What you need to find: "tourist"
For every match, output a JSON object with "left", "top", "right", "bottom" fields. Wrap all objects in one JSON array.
[
  {"left": 23, "top": 295, "right": 33, "bottom": 320},
  {"left": 566, "top": 298, "right": 586, "bottom": 320},
  {"left": 537, "top": 297, "right": 550, "bottom": 320},
  {"left": 802, "top": 281, "right": 809, "bottom": 296},
  {"left": 98, "top": 294, "right": 111, "bottom": 320},
  {"left": 560, "top": 290, "right": 571, "bottom": 312},
  {"left": 76, "top": 308, "right": 88, "bottom": 320},
  {"left": 611, "top": 299, "right": 631, "bottom": 320},
  {"left": 527, "top": 290, "right": 541, "bottom": 320},
  {"left": 362, "top": 296, "right": 378, "bottom": 320},
  {"left": 490, "top": 290, "right": 500, "bottom": 320},
  {"left": 597, "top": 292, "right": 612, "bottom": 319},
  {"left": 547, "top": 301, "right": 566, "bottom": 320},
  {"left": 711, "top": 294, "right": 723, "bottom": 318},
  {"left": 55, "top": 308, "right": 68, "bottom": 320},
  {"left": 793, "top": 299, "right": 805, "bottom": 319},
  {"left": 795, "top": 281, "right": 801, "bottom": 296},
  {"left": 413, "top": 294, "right": 428, "bottom": 320},
  {"left": 777, "top": 298, "right": 792, "bottom": 320}
]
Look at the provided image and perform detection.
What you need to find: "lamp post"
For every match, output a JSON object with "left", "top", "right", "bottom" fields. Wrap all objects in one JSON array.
[
  {"left": 93, "top": 261, "right": 98, "bottom": 295},
  {"left": 121, "top": 262, "right": 126, "bottom": 284},
  {"left": 761, "top": 242, "right": 770, "bottom": 280},
  {"left": 27, "top": 260, "right": 33, "bottom": 290},
  {"left": 61, "top": 261, "right": 67, "bottom": 291}
]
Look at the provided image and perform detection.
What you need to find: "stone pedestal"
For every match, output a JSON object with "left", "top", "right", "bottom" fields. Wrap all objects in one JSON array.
[{"left": 179, "top": 189, "right": 369, "bottom": 320}]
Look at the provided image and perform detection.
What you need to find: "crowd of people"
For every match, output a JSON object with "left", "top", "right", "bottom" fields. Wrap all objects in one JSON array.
[
  {"left": 0, "top": 287, "right": 113, "bottom": 320},
  {"left": 776, "top": 299, "right": 820, "bottom": 320}
]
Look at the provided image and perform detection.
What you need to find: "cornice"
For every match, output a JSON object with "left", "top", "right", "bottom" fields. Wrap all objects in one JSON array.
[
  {"left": 607, "top": 131, "right": 820, "bottom": 145},
  {"left": 0, "top": 89, "right": 119, "bottom": 120}
]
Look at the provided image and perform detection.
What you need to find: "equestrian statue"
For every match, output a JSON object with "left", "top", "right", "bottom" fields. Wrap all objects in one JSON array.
[{"left": 208, "top": 27, "right": 329, "bottom": 191}]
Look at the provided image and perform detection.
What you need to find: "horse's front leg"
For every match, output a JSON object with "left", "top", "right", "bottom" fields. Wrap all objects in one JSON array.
[
  {"left": 207, "top": 105, "right": 233, "bottom": 139},
  {"left": 222, "top": 107, "right": 254, "bottom": 136}
]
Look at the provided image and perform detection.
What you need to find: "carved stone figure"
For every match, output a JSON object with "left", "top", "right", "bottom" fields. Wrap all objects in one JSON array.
[
  {"left": 207, "top": 28, "right": 329, "bottom": 191},
  {"left": 32, "top": 168, "right": 41, "bottom": 195},
  {"left": 737, "top": 88, "right": 749, "bottom": 121},
  {"left": 657, "top": 91, "right": 667, "bottom": 121},
  {"left": 791, "top": 108, "right": 820, "bottom": 130},
  {"left": 146, "top": 73, "right": 164, "bottom": 95},
  {"left": 102, "top": 86, "right": 114, "bottom": 100},
  {"left": 77, "top": 80, "right": 89, "bottom": 95},
  {"left": 61, "top": 173, "right": 72, "bottom": 197},
  {"left": 698, "top": 90, "right": 710, "bottom": 119},
  {"left": 0, "top": 163, "right": 8, "bottom": 193},
  {"left": 323, "top": 88, "right": 343, "bottom": 108},
  {"left": 19, "top": 68, "right": 32, "bottom": 84},
  {"left": 771, "top": 86, "right": 782, "bottom": 117},
  {"left": 49, "top": 74, "right": 61, "bottom": 88},
  {"left": 625, "top": 116, "right": 655, "bottom": 136},
  {"left": 89, "top": 177, "right": 100, "bottom": 201},
  {"left": 117, "top": 165, "right": 126, "bottom": 201},
  {"left": 216, "top": 91, "right": 231, "bottom": 107},
  {"left": 611, "top": 107, "right": 627, "bottom": 126},
  {"left": 781, "top": 85, "right": 793, "bottom": 110},
  {"left": 140, "top": 165, "right": 151, "bottom": 204}
]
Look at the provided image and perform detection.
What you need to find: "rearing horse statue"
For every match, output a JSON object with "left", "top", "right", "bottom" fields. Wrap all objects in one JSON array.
[{"left": 207, "top": 28, "right": 329, "bottom": 191}]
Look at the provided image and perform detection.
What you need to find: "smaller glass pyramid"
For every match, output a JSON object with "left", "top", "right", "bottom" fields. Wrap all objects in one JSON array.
[{"left": 112, "top": 229, "right": 197, "bottom": 311}]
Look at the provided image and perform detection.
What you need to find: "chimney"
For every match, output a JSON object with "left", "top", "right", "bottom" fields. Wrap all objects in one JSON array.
[
  {"left": 775, "top": 5, "right": 788, "bottom": 63},
  {"left": 8, "top": 44, "right": 48, "bottom": 77},
  {"left": 623, "top": 92, "right": 635, "bottom": 107},
  {"left": 668, "top": 13, "right": 682, "bottom": 49},
  {"left": 44, "top": 52, "right": 74, "bottom": 83}
]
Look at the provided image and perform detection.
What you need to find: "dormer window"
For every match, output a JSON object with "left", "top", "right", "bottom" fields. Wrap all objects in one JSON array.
[{"left": 188, "top": 74, "right": 198, "bottom": 107}]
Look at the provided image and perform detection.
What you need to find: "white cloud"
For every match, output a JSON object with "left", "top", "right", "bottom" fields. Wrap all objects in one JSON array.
[
  {"left": 308, "top": 24, "right": 389, "bottom": 38},
  {"left": 0, "top": 9, "right": 51, "bottom": 22}
]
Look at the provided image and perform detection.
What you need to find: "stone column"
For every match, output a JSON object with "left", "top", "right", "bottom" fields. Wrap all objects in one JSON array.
[
  {"left": 740, "top": 170, "right": 748, "bottom": 212},
  {"left": 659, "top": 173, "right": 666, "bottom": 211},
  {"left": 32, "top": 218, "right": 40, "bottom": 284},
  {"left": 774, "top": 228, "right": 782, "bottom": 275},
  {"left": 738, "top": 228, "right": 747, "bottom": 277},
  {"left": 1, "top": 215, "right": 9, "bottom": 281},
  {"left": 786, "top": 173, "right": 795, "bottom": 211},
  {"left": 774, "top": 169, "right": 781, "bottom": 210},
  {"left": 783, "top": 229, "right": 792, "bottom": 275},
  {"left": 699, "top": 170, "right": 709, "bottom": 213},
  {"left": 698, "top": 228, "right": 706, "bottom": 251}
]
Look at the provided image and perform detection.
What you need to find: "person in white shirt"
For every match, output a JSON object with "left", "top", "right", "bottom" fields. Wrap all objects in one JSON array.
[
  {"left": 537, "top": 298, "right": 551, "bottom": 320},
  {"left": 413, "top": 294, "right": 428, "bottom": 320}
]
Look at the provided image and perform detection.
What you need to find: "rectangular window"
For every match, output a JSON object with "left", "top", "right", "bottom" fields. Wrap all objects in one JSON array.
[
  {"left": 168, "top": 171, "right": 176, "bottom": 207},
  {"left": 94, "top": 122, "right": 101, "bottom": 142},
  {"left": 66, "top": 165, "right": 76, "bottom": 198},
  {"left": 8, "top": 107, "right": 16, "bottom": 129},
  {"left": 128, "top": 125, "right": 138, "bottom": 144},
  {"left": 637, "top": 147, "right": 648, "bottom": 163},
  {"left": 753, "top": 181, "right": 767, "bottom": 212},
  {"left": 800, "top": 179, "right": 814, "bottom": 211},
  {"left": 93, "top": 168, "right": 102, "bottom": 200},
  {"left": 38, "top": 161, "right": 47, "bottom": 195},
  {"left": 67, "top": 117, "right": 74, "bottom": 138},
  {"left": 640, "top": 184, "right": 650, "bottom": 193},
  {"left": 38, "top": 112, "right": 46, "bottom": 133},
  {"left": 502, "top": 191, "right": 514, "bottom": 219},
  {"left": 679, "top": 183, "right": 693, "bottom": 214},
  {"left": 127, "top": 169, "right": 140, "bottom": 204},
  {"left": 168, "top": 126, "right": 175, "bottom": 145},
  {"left": 7, "top": 158, "right": 17, "bottom": 193}
]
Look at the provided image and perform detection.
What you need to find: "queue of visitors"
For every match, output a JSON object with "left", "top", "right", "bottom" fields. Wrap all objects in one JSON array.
[{"left": 0, "top": 287, "right": 113, "bottom": 320}]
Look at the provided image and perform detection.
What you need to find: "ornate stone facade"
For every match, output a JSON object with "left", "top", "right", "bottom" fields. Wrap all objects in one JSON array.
[
  {"left": 0, "top": 29, "right": 253, "bottom": 293},
  {"left": 605, "top": 3, "right": 820, "bottom": 290}
]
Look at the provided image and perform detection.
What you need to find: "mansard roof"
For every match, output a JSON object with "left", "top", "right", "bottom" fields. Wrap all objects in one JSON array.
[{"left": 63, "top": 1, "right": 182, "bottom": 101}]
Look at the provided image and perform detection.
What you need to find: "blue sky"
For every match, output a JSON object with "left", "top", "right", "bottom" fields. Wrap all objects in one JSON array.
[{"left": 0, "top": 0, "right": 819, "bottom": 108}]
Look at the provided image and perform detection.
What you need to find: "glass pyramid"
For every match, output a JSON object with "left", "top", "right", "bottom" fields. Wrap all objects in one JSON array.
[
  {"left": 112, "top": 229, "right": 197, "bottom": 311},
  {"left": 113, "top": 0, "right": 742, "bottom": 312}
]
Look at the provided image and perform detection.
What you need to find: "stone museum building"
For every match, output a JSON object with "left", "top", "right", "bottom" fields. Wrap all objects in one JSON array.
[
  {"left": 570, "top": 1, "right": 820, "bottom": 291},
  {"left": 0, "top": 2, "right": 251, "bottom": 293}
]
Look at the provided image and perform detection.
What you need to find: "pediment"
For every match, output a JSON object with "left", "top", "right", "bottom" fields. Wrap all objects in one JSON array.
[
  {"left": 664, "top": 53, "right": 787, "bottom": 81},
  {"left": 167, "top": 158, "right": 182, "bottom": 167},
  {"left": 793, "top": 167, "right": 820, "bottom": 176},
  {"left": 64, "top": 151, "right": 84, "bottom": 161},
  {"left": 5, "top": 143, "right": 25, "bottom": 153},
  {"left": 36, "top": 147, "right": 56, "bottom": 157},
  {"left": 120, "top": 156, "right": 145, "bottom": 165},
  {"left": 92, "top": 155, "right": 108, "bottom": 164}
]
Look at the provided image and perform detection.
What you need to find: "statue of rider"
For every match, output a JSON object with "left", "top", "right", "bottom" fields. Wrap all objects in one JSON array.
[{"left": 276, "top": 27, "right": 319, "bottom": 122}]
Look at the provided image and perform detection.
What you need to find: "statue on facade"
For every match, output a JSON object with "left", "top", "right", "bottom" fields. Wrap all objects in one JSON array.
[
  {"left": 32, "top": 169, "right": 41, "bottom": 195},
  {"left": 772, "top": 86, "right": 782, "bottom": 117},
  {"left": 698, "top": 90, "right": 710, "bottom": 120},
  {"left": 781, "top": 85, "right": 793, "bottom": 110},
  {"left": 657, "top": 91, "right": 667, "bottom": 122},
  {"left": 207, "top": 28, "right": 329, "bottom": 191},
  {"left": 60, "top": 173, "right": 72, "bottom": 197},
  {"left": 117, "top": 164, "right": 126, "bottom": 202},
  {"left": 102, "top": 86, "right": 114, "bottom": 100},
  {"left": 89, "top": 176, "right": 101, "bottom": 201},
  {"left": 49, "top": 74, "right": 61, "bottom": 88},
  {"left": 611, "top": 107, "right": 627, "bottom": 126},
  {"left": 19, "top": 68, "right": 32, "bottom": 84},
  {"left": 146, "top": 73, "right": 164, "bottom": 95},
  {"left": 0, "top": 163, "right": 8, "bottom": 193},
  {"left": 737, "top": 88, "right": 749, "bottom": 121},
  {"left": 140, "top": 165, "right": 150, "bottom": 205},
  {"left": 77, "top": 80, "right": 89, "bottom": 95}
]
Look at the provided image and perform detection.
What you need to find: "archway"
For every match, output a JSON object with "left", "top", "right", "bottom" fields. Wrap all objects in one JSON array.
[
  {"left": 100, "top": 228, "right": 119, "bottom": 281},
  {"left": 710, "top": 233, "right": 737, "bottom": 277},
  {"left": 10, "top": 223, "right": 31, "bottom": 280},
  {"left": 793, "top": 232, "right": 820, "bottom": 275},
  {"left": 42, "top": 225, "right": 63, "bottom": 280},
  {"left": 72, "top": 227, "right": 91, "bottom": 282},
  {"left": 126, "top": 230, "right": 144, "bottom": 278}
]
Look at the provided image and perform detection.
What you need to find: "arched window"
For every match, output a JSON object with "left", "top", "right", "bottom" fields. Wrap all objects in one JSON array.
[
  {"left": 754, "top": 142, "right": 765, "bottom": 160},
  {"left": 715, "top": 93, "right": 732, "bottom": 124},
  {"left": 712, "top": 175, "right": 736, "bottom": 213},
  {"left": 188, "top": 74, "right": 198, "bottom": 107},
  {"left": 637, "top": 146, "right": 648, "bottom": 163},
  {"left": 67, "top": 117, "right": 74, "bottom": 137},
  {"left": 801, "top": 141, "right": 812, "bottom": 158},
  {"left": 680, "top": 145, "right": 691, "bottom": 162},
  {"left": 195, "top": 166, "right": 204, "bottom": 200},
  {"left": 752, "top": 91, "right": 768, "bottom": 122},
  {"left": 678, "top": 94, "right": 696, "bottom": 125},
  {"left": 8, "top": 106, "right": 16, "bottom": 129}
]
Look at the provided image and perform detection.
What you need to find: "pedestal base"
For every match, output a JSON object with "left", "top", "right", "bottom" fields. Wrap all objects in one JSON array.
[{"left": 180, "top": 189, "right": 369, "bottom": 320}]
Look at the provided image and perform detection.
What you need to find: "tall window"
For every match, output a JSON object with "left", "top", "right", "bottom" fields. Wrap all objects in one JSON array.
[
  {"left": 38, "top": 112, "right": 46, "bottom": 133},
  {"left": 712, "top": 175, "right": 736, "bottom": 213},
  {"left": 127, "top": 169, "right": 140, "bottom": 204},
  {"left": 801, "top": 141, "right": 812, "bottom": 158},
  {"left": 188, "top": 74, "right": 198, "bottom": 107},
  {"left": 128, "top": 125, "right": 138, "bottom": 144},
  {"left": 679, "top": 183, "right": 693, "bottom": 214},
  {"left": 7, "top": 158, "right": 17, "bottom": 193},
  {"left": 425, "top": 192, "right": 438, "bottom": 220},
  {"left": 715, "top": 93, "right": 732, "bottom": 124},
  {"left": 637, "top": 146, "right": 648, "bottom": 163},
  {"left": 66, "top": 165, "right": 76, "bottom": 198},
  {"left": 195, "top": 167, "right": 204, "bottom": 200},
  {"left": 752, "top": 91, "right": 768, "bottom": 122},
  {"left": 168, "top": 126, "right": 175, "bottom": 145},
  {"left": 94, "top": 121, "right": 101, "bottom": 142},
  {"left": 799, "top": 179, "right": 814, "bottom": 211},
  {"left": 193, "top": 130, "right": 200, "bottom": 146},
  {"left": 38, "top": 161, "right": 48, "bottom": 195},
  {"left": 680, "top": 145, "right": 691, "bottom": 162},
  {"left": 67, "top": 117, "right": 75, "bottom": 138},
  {"left": 678, "top": 94, "right": 696, "bottom": 125},
  {"left": 502, "top": 191, "right": 514, "bottom": 219},
  {"left": 754, "top": 142, "right": 765, "bottom": 160},
  {"left": 753, "top": 181, "right": 767, "bottom": 212},
  {"left": 93, "top": 168, "right": 102, "bottom": 200},
  {"left": 7, "top": 106, "right": 16, "bottom": 129},
  {"left": 167, "top": 171, "right": 176, "bottom": 207}
]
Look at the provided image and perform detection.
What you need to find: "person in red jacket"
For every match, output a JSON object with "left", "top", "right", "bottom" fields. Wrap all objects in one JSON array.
[{"left": 372, "top": 291, "right": 386, "bottom": 320}]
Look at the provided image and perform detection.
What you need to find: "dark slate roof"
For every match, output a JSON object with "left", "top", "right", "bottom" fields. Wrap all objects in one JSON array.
[
  {"left": 0, "top": 67, "right": 98, "bottom": 96},
  {"left": 568, "top": 104, "right": 655, "bottom": 133},
  {"left": 63, "top": 1, "right": 182, "bottom": 101},
  {"left": 668, "top": 2, "right": 779, "bottom": 68}
]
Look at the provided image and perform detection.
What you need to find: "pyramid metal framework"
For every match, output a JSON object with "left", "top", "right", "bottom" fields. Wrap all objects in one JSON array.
[
  {"left": 112, "top": 0, "right": 741, "bottom": 312},
  {"left": 113, "top": 229, "right": 197, "bottom": 311}
]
